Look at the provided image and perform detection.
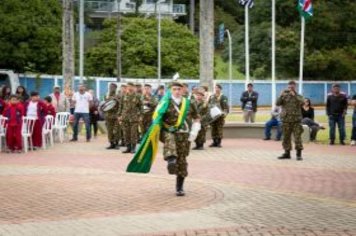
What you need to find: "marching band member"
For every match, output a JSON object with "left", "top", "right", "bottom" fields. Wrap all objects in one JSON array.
[
  {"left": 193, "top": 89, "right": 209, "bottom": 150},
  {"left": 104, "top": 83, "right": 120, "bottom": 150},
  {"left": 141, "top": 84, "right": 158, "bottom": 135},
  {"left": 118, "top": 82, "right": 143, "bottom": 154},
  {"left": 208, "top": 84, "right": 229, "bottom": 148}
]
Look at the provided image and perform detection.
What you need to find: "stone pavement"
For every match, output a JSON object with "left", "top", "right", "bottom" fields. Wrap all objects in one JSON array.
[{"left": 0, "top": 136, "right": 355, "bottom": 236}]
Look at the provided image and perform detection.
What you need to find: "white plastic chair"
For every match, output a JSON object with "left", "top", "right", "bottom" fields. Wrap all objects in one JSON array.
[
  {"left": 21, "top": 117, "right": 37, "bottom": 153},
  {"left": 0, "top": 115, "right": 8, "bottom": 152},
  {"left": 42, "top": 115, "right": 54, "bottom": 149},
  {"left": 53, "top": 112, "right": 70, "bottom": 143}
]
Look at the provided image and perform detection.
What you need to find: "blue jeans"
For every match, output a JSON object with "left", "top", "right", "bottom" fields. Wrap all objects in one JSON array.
[
  {"left": 328, "top": 114, "right": 346, "bottom": 141},
  {"left": 265, "top": 118, "right": 282, "bottom": 140},
  {"left": 73, "top": 113, "right": 91, "bottom": 140},
  {"left": 352, "top": 112, "right": 356, "bottom": 141}
]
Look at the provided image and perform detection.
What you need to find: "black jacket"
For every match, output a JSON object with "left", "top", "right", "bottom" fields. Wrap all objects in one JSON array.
[
  {"left": 326, "top": 93, "right": 348, "bottom": 116},
  {"left": 240, "top": 91, "right": 259, "bottom": 112}
]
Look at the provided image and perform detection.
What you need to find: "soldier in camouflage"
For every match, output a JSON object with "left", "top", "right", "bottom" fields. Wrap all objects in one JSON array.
[
  {"left": 141, "top": 84, "right": 158, "bottom": 135},
  {"left": 118, "top": 84, "right": 127, "bottom": 147},
  {"left": 193, "top": 89, "right": 209, "bottom": 150},
  {"left": 161, "top": 82, "right": 200, "bottom": 196},
  {"left": 208, "top": 84, "right": 229, "bottom": 148},
  {"left": 276, "top": 80, "right": 304, "bottom": 161},
  {"left": 118, "top": 82, "right": 143, "bottom": 154},
  {"left": 104, "top": 83, "right": 120, "bottom": 150}
]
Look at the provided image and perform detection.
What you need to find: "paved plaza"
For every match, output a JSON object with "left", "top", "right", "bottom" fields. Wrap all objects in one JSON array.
[{"left": 0, "top": 136, "right": 355, "bottom": 236}]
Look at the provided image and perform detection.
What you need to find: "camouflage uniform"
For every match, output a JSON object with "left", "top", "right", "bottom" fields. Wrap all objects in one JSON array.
[
  {"left": 208, "top": 94, "right": 229, "bottom": 146},
  {"left": 104, "top": 92, "right": 120, "bottom": 145},
  {"left": 162, "top": 99, "right": 199, "bottom": 177},
  {"left": 276, "top": 91, "right": 304, "bottom": 152},
  {"left": 118, "top": 93, "right": 143, "bottom": 146},
  {"left": 141, "top": 95, "right": 158, "bottom": 135},
  {"left": 194, "top": 100, "right": 209, "bottom": 147}
]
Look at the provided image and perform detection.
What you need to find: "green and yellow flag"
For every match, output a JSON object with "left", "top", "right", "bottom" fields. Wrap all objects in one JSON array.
[{"left": 126, "top": 91, "right": 190, "bottom": 173}]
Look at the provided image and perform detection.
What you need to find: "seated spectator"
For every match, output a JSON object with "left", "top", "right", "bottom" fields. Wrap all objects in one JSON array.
[
  {"left": 264, "top": 107, "right": 282, "bottom": 141},
  {"left": 351, "top": 94, "right": 356, "bottom": 146},
  {"left": 301, "top": 98, "right": 325, "bottom": 141},
  {"left": 44, "top": 96, "right": 56, "bottom": 117}
]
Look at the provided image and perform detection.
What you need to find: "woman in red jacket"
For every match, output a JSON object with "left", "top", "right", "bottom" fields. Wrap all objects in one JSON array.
[{"left": 3, "top": 95, "right": 25, "bottom": 153}]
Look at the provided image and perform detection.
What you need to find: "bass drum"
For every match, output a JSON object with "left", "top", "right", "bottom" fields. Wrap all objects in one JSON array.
[
  {"left": 201, "top": 105, "right": 223, "bottom": 125},
  {"left": 101, "top": 99, "right": 117, "bottom": 112}
]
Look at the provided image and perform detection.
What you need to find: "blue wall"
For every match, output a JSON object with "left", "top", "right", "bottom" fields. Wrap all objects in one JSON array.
[{"left": 18, "top": 76, "right": 356, "bottom": 106}]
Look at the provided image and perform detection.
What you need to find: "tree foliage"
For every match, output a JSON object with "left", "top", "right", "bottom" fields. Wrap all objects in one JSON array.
[
  {"left": 0, "top": 0, "right": 62, "bottom": 74},
  {"left": 85, "top": 17, "right": 199, "bottom": 78},
  {"left": 220, "top": 0, "right": 356, "bottom": 80}
]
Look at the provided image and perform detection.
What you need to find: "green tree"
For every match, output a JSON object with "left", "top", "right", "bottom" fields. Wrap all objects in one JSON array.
[
  {"left": 86, "top": 17, "right": 199, "bottom": 78},
  {"left": 0, "top": 0, "right": 62, "bottom": 74}
]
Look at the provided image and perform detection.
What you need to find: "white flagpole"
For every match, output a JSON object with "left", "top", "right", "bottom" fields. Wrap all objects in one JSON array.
[
  {"left": 271, "top": 0, "right": 276, "bottom": 108},
  {"left": 245, "top": 4, "right": 250, "bottom": 88},
  {"left": 299, "top": 16, "right": 305, "bottom": 94}
]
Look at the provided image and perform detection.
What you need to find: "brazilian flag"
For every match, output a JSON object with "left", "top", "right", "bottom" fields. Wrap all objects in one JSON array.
[{"left": 126, "top": 91, "right": 190, "bottom": 173}]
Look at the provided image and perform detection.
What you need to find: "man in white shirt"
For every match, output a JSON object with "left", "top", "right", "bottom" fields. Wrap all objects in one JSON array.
[{"left": 70, "top": 84, "right": 93, "bottom": 142}]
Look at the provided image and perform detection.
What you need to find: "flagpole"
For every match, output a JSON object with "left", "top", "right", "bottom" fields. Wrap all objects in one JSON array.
[
  {"left": 299, "top": 16, "right": 305, "bottom": 94},
  {"left": 271, "top": 0, "right": 276, "bottom": 108},
  {"left": 245, "top": 4, "right": 250, "bottom": 88}
]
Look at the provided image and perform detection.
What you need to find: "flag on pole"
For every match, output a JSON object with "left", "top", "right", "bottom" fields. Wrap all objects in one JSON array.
[
  {"left": 297, "top": 0, "right": 313, "bottom": 19},
  {"left": 238, "top": 0, "right": 254, "bottom": 8}
]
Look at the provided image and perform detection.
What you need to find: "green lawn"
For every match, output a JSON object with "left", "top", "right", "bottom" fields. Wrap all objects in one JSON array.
[{"left": 226, "top": 113, "right": 353, "bottom": 145}]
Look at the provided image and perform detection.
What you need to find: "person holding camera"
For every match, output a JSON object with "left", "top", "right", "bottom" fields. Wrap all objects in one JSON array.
[{"left": 276, "top": 81, "right": 304, "bottom": 161}]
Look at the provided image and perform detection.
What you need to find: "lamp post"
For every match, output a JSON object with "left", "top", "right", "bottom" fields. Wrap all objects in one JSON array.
[
  {"left": 157, "top": 0, "right": 165, "bottom": 86},
  {"left": 79, "top": 0, "right": 84, "bottom": 84},
  {"left": 116, "top": 0, "right": 122, "bottom": 82},
  {"left": 226, "top": 29, "right": 233, "bottom": 112}
]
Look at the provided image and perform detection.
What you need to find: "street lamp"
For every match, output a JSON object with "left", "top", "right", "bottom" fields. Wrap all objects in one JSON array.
[
  {"left": 226, "top": 29, "right": 233, "bottom": 112},
  {"left": 157, "top": 0, "right": 165, "bottom": 86},
  {"left": 79, "top": 0, "right": 84, "bottom": 84}
]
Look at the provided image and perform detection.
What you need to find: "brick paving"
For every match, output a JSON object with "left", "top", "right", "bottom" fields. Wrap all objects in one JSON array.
[{"left": 0, "top": 136, "right": 355, "bottom": 236}]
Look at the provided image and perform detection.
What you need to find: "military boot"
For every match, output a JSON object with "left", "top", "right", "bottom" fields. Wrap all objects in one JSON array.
[
  {"left": 122, "top": 144, "right": 131, "bottom": 153},
  {"left": 209, "top": 139, "right": 217, "bottom": 147},
  {"left": 130, "top": 144, "right": 136, "bottom": 154},
  {"left": 193, "top": 142, "right": 200, "bottom": 150},
  {"left": 106, "top": 142, "right": 116, "bottom": 150},
  {"left": 115, "top": 142, "right": 120, "bottom": 150},
  {"left": 278, "top": 151, "right": 291, "bottom": 160},
  {"left": 176, "top": 176, "right": 185, "bottom": 197},
  {"left": 296, "top": 150, "right": 303, "bottom": 161},
  {"left": 216, "top": 138, "right": 222, "bottom": 148},
  {"left": 166, "top": 155, "right": 177, "bottom": 175}
]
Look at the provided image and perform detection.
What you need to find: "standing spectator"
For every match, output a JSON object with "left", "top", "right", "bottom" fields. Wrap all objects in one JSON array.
[
  {"left": 25, "top": 92, "right": 48, "bottom": 149},
  {"left": 264, "top": 107, "right": 282, "bottom": 141},
  {"left": 2, "top": 95, "right": 24, "bottom": 153},
  {"left": 15, "top": 86, "right": 30, "bottom": 103},
  {"left": 301, "top": 98, "right": 325, "bottom": 141},
  {"left": 1, "top": 86, "right": 11, "bottom": 101},
  {"left": 70, "top": 85, "right": 93, "bottom": 142},
  {"left": 49, "top": 86, "right": 69, "bottom": 113},
  {"left": 350, "top": 94, "right": 356, "bottom": 146},
  {"left": 326, "top": 84, "right": 348, "bottom": 145},
  {"left": 89, "top": 89, "right": 100, "bottom": 139},
  {"left": 276, "top": 81, "right": 304, "bottom": 161},
  {"left": 240, "top": 83, "right": 259, "bottom": 123}
]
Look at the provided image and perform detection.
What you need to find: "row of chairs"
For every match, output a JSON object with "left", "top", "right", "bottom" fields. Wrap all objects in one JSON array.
[{"left": 0, "top": 112, "right": 71, "bottom": 153}]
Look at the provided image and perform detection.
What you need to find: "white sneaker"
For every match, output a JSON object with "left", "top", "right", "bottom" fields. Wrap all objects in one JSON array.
[{"left": 351, "top": 140, "right": 356, "bottom": 146}]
